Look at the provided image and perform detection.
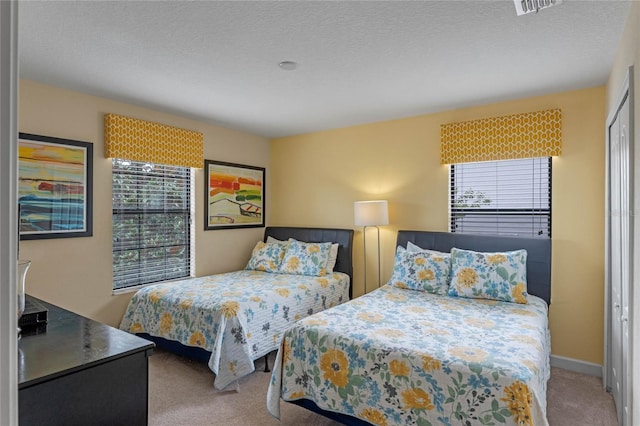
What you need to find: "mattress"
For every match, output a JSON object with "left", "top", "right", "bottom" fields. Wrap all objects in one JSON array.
[
  {"left": 267, "top": 284, "right": 550, "bottom": 426},
  {"left": 120, "top": 269, "right": 350, "bottom": 389}
]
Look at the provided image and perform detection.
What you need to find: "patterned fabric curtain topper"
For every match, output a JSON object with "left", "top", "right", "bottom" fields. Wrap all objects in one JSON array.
[
  {"left": 105, "top": 113, "right": 204, "bottom": 168},
  {"left": 440, "top": 109, "right": 562, "bottom": 164}
]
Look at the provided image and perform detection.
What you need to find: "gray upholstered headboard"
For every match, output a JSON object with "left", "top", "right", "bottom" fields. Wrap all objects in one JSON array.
[
  {"left": 396, "top": 230, "right": 552, "bottom": 305},
  {"left": 264, "top": 227, "right": 354, "bottom": 298}
]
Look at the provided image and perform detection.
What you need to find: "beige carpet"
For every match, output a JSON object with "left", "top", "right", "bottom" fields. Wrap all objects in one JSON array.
[{"left": 148, "top": 349, "right": 617, "bottom": 426}]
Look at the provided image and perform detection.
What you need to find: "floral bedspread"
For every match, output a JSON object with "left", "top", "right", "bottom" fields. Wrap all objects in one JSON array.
[
  {"left": 119, "top": 270, "right": 350, "bottom": 390},
  {"left": 267, "top": 284, "right": 550, "bottom": 426}
]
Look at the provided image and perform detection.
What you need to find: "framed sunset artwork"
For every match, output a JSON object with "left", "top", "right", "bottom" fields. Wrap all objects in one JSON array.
[
  {"left": 18, "top": 133, "right": 93, "bottom": 240},
  {"left": 204, "top": 160, "right": 265, "bottom": 230}
]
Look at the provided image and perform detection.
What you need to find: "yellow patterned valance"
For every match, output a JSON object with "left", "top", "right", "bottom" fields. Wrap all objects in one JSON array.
[
  {"left": 105, "top": 113, "right": 204, "bottom": 168},
  {"left": 440, "top": 109, "right": 562, "bottom": 164}
]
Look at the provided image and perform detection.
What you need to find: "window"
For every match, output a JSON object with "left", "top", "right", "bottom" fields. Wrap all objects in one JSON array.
[
  {"left": 450, "top": 157, "right": 551, "bottom": 238},
  {"left": 112, "top": 159, "right": 193, "bottom": 291}
]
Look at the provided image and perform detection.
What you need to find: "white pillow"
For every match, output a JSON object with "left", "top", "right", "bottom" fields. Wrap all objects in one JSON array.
[
  {"left": 406, "top": 241, "right": 449, "bottom": 257},
  {"left": 326, "top": 243, "right": 339, "bottom": 272},
  {"left": 267, "top": 236, "right": 339, "bottom": 273}
]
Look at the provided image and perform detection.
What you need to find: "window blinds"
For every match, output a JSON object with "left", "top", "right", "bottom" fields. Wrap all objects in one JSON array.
[
  {"left": 450, "top": 157, "right": 551, "bottom": 238},
  {"left": 112, "top": 159, "right": 192, "bottom": 290}
]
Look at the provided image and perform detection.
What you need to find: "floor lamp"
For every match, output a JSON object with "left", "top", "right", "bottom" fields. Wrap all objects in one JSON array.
[{"left": 354, "top": 200, "right": 389, "bottom": 294}]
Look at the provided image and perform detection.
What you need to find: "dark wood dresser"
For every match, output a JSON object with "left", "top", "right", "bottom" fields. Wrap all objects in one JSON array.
[{"left": 18, "top": 296, "right": 154, "bottom": 426}]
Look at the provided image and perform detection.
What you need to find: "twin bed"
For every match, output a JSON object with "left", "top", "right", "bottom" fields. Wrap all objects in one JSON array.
[
  {"left": 119, "top": 226, "right": 354, "bottom": 390},
  {"left": 267, "top": 230, "right": 552, "bottom": 426}
]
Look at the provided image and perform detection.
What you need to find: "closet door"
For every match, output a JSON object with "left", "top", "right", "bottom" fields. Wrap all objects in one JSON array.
[
  {"left": 618, "top": 94, "right": 631, "bottom": 425},
  {"left": 607, "top": 87, "right": 632, "bottom": 426},
  {"left": 609, "top": 104, "right": 623, "bottom": 424}
]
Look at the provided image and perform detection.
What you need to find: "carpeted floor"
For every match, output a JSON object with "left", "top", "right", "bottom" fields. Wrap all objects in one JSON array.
[{"left": 148, "top": 349, "right": 617, "bottom": 426}]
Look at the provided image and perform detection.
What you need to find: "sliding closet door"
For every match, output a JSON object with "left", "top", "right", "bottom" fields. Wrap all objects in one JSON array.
[{"left": 606, "top": 67, "right": 633, "bottom": 426}]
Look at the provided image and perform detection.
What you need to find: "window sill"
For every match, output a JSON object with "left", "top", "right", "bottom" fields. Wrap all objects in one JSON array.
[{"left": 112, "top": 276, "right": 194, "bottom": 296}]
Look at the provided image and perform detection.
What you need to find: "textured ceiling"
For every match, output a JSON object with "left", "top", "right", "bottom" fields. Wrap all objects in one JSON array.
[{"left": 19, "top": 1, "right": 631, "bottom": 138}]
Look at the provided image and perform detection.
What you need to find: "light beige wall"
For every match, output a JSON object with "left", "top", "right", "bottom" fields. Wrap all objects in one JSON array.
[
  {"left": 18, "top": 80, "right": 269, "bottom": 327},
  {"left": 605, "top": 1, "right": 639, "bottom": 421},
  {"left": 271, "top": 86, "right": 606, "bottom": 364}
]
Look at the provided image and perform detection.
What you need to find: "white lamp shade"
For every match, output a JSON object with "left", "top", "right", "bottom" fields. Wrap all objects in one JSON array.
[{"left": 354, "top": 200, "right": 389, "bottom": 226}]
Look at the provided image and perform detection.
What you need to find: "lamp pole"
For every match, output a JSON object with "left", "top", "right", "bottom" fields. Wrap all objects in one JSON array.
[
  {"left": 362, "top": 225, "right": 382, "bottom": 295},
  {"left": 354, "top": 200, "right": 388, "bottom": 296}
]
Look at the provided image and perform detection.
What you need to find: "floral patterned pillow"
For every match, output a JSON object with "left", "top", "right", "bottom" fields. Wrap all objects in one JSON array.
[
  {"left": 269, "top": 236, "right": 339, "bottom": 273},
  {"left": 279, "top": 238, "right": 332, "bottom": 276},
  {"left": 388, "top": 246, "right": 451, "bottom": 295},
  {"left": 245, "top": 240, "right": 288, "bottom": 273},
  {"left": 447, "top": 248, "right": 529, "bottom": 304}
]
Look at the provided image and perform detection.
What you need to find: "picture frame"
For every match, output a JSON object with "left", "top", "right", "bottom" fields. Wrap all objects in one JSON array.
[
  {"left": 18, "top": 133, "right": 93, "bottom": 240},
  {"left": 204, "top": 160, "right": 265, "bottom": 230}
]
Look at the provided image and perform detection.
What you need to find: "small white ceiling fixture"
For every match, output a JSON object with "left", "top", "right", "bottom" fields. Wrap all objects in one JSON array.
[
  {"left": 514, "top": 0, "right": 562, "bottom": 16},
  {"left": 278, "top": 61, "right": 297, "bottom": 71}
]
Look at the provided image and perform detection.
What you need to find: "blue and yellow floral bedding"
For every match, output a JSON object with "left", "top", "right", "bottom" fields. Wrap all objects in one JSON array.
[
  {"left": 267, "top": 284, "right": 550, "bottom": 426},
  {"left": 119, "top": 270, "right": 350, "bottom": 390}
]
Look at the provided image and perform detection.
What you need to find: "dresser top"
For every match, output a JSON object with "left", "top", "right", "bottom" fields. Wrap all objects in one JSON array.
[{"left": 18, "top": 296, "right": 154, "bottom": 388}]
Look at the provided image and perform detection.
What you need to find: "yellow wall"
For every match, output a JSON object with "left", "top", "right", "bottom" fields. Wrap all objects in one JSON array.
[
  {"left": 271, "top": 87, "right": 606, "bottom": 364},
  {"left": 606, "top": 1, "right": 639, "bottom": 420},
  {"left": 18, "top": 80, "right": 270, "bottom": 327},
  {"left": 18, "top": 71, "right": 611, "bottom": 364}
]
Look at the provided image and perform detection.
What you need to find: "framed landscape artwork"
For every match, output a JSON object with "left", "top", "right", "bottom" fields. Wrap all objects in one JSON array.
[
  {"left": 204, "top": 160, "right": 265, "bottom": 230},
  {"left": 18, "top": 133, "right": 93, "bottom": 240}
]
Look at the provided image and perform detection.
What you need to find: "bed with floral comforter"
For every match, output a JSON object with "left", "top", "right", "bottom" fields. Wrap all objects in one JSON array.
[
  {"left": 267, "top": 284, "right": 550, "bottom": 426},
  {"left": 120, "top": 269, "right": 350, "bottom": 390}
]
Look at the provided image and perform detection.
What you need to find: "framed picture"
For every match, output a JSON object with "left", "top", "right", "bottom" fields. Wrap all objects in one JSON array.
[
  {"left": 204, "top": 160, "right": 265, "bottom": 230},
  {"left": 18, "top": 133, "right": 93, "bottom": 240}
]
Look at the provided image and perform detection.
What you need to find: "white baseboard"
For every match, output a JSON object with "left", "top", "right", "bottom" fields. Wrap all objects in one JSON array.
[{"left": 550, "top": 354, "right": 603, "bottom": 377}]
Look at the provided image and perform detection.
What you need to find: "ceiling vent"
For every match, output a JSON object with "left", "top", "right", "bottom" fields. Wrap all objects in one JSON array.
[{"left": 514, "top": 0, "right": 562, "bottom": 16}]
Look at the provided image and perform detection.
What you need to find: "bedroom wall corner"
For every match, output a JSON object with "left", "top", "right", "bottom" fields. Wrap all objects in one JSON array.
[
  {"left": 269, "top": 86, "right": 607, "bottom": 365},
  {"left": 18, "top": 80, "right": 270, "bottom": 327}
]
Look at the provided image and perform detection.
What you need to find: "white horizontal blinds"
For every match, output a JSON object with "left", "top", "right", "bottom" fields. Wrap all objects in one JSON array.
[
  {"left": 450, "top": 157, "right": 551, "bottom": 238},
  {"left": 112, "top": 159, "right": 191, "bottom": 290}
]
